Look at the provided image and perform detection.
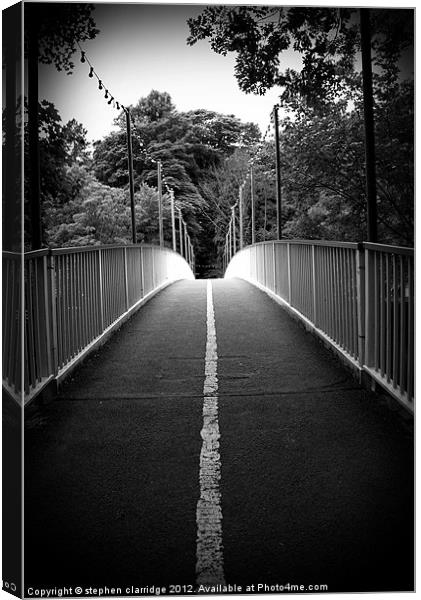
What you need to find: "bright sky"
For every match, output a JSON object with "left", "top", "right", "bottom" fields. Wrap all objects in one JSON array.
[{"left": 38, "top": 3, "right": 301, "bottom": 143}]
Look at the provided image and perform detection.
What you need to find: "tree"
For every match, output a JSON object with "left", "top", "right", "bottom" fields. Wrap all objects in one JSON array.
[
  {"left": 188, "top": 6, "right": 413, "bottom": 248},
  {"left": 187, "top": 7, "right": 412, "bottom": 109},
  {"left": 24, "top": 100, "right": 90, "bottom": 249},
  {"left": 45, "top": 170, "right": 172, "bottom": 248},
  {"left": 93, "top": 90, "right": 260, "bottom": 274},
  {"left": 25, "top": 2, "right": 99, "bottom": 248},
  {"left": 187, "top": 7, "right": 358, "bottom": 106}
]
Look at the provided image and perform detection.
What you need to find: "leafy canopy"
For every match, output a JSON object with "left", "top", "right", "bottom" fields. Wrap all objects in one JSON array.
[
  {"left": 187, "top": 7, "right": 413, "bottom": 109},
  {"left": 25, "top": 3, "right": 99, "bottom": 73}
]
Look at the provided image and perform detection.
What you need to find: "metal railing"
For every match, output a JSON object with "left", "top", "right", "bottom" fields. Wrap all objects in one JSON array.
[
  {"left": 225, "top": 240, "right": 414, "bottom": 412},
  {"left": 4, "top": 244, "right": 194, "bottom": 404},
  {"left": 3, "top": 251, "right": 22, "bottom": 398}
]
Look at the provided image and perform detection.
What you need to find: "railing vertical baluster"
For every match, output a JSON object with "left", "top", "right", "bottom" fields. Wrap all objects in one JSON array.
[
  {"left": 152, "top": 247, "right": 156, "bottom": 290},
  {"left": 94, "top": 250, "right": 100, "bottom": 336},
  {"left": 311, "top": 244, "right": 317, "bottom": 326},
  {"left": 339, "top": 248, "right": 345, "bottom": 348},
  {"left": 50, "top": 254, "right": 59, "bottom": 375},
  {"left": 68, "top": 254, "right": 73, "bottom": 358},
  {"left": 140, "top": 247, "right": 145, "bottom": 297},
  {"left": 320, "top": 248, "right": 325, "bottom": 332},
  {"left": 87, "top": 252, "right": 93, "bottom": 340},
  {"left": 98, "top": 249, "right": 104, "bottom": 332},
  {"left": 34, "top": 259, "right": 44, "bottom": 381},
  {"left": 75, "top": 252, "right": 80, "bottom": 353},
  {"left": 373, "top": 252, "right": 379, "bottom": 370},
  {"left": 62, "top": 256, "right": 68, "bottom": 365},
  {"left": 43, "top": 254, "right": 53, "bottom": 376},
  {"left": 74, "top": 253, "right": 80, "bottom": 353},
  {"left": 356, "top": 246, "right": 365, "bottom": 367},
  {"left": 272, "top": 242, "right": 276, "bottom": 293},
  {"left": 27, "top": 262, "right": 35, "bottom": 387},
  {"left": 392, "top": 254, "right": 399, "bottom": 389},
  {"left": 351, "top": 249, "right": 358, "bottom": 358},
  {"left": 365, "top": 249, "right": 375, "bottom": 369},
  {"left": 386, "top": 253, "right": 392, "bottom": 382},
  {"left": 399, "top": 255, "right": 405, "bottom": 395},
  {"left": 379, "top": 253, "right": 385, "bottom": 376},
  {"left": 82, "top": 252, "right": 88, "bottom": 345},
  {"left": 124, "top": 247, "right": 129, "bottom": 311},
  {"left": 334, "top": 247, "right": 339, "bottom": 344},
  {"left": 343, "top": 250, "right": 350, "bottom": 354},
  {"left": 407, "top": 257, "right": 414, "bottom": 402},
  {"left": 328, "top": 248, "right": 335, "bottom": 340},
  {"left": 346, "top": 249, "right": 353, "bottom": 353},
  {"left": 346, "top": 249, "right": 352, "bottom": 354}
]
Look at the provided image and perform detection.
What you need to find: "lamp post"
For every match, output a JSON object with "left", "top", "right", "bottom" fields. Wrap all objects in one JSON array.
[
  {"left": 125, "top": 109, "right": 137, "bottom": 244},
  {"left": 170, "top": 190, "right": 176, "bottom": 251},
  {"left": 157, "top": 160, "right": 163, "bottom": 247},
  {"left": 177, "top": 207, "right": 183, "bottom": 256},
  {"left": 273, "top": 104, "right": 282, "bottom": 240},
  {"left": 250, "top": 164, "right": 255, "bottom": 245},
  {"left": 231, "top": 205, "right": 236, "bottom": 255},
  {"left": 239, "top": 184, "right": 244, "bottom": 250}
]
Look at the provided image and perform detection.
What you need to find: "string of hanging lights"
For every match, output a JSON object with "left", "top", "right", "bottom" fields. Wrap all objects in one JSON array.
[
  {"left": 76, "top": 43, "right": 194, "bottom": 266},
  {"left": 77, "top": 44, "right": 185, "bottom": 207},
  {"left": 77, "top": 42, "right": 126, "bottom": 112}
]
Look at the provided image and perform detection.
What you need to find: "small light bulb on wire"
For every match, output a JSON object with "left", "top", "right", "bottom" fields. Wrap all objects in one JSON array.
[
  {"left": 89, "top": 66, "right": 94, "bottom": 78},
  {"left": 80, "top": 51, "right": 86, "bottom": 63}
]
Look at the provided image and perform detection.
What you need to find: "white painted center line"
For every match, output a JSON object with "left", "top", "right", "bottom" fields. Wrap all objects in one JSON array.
[{"left": 196, "top": 280, "right": 225, "bottom": 585}]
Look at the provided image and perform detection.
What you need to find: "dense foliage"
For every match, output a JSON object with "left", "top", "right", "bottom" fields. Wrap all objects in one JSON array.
[
  {"left": 187, "top": 7, "right": 413, "bottom": 109},
  {"left": 205, "top": 73, "right": 413, "bottom": 268},
  {"left": 25, "top": 3, "right": 99, "bottom": 73},
  {"left": 36, "top": 7, "right": 413, "bottom": 277},
  {"left": 39, "top": 91, "right": 260, "bottom": 273}
]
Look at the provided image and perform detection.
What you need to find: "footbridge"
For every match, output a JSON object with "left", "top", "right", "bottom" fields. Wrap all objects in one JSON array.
[{"left": 3, "top": 238, "right": 414, "bottom": 593}]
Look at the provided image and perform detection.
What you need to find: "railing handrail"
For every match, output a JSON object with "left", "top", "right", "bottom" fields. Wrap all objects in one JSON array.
[
  {"left": 243, "top": 239, "right": 360, "bottom": 249},
  {"left": 23, "top": 242, "right": 182, "bottom": 259},
  {"left": 362, "top": 242, "right": 414, "bottom": 255},
  {"left": 235, "top": 239, "right": 414, "bottom": 253},
  {"left": 2, "top": 251, "right": 21, "bottom": 259}
]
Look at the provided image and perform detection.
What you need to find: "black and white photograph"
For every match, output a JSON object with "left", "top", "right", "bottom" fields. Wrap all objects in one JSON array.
[{"left": 2, "top": 1, "right": 415, "bottom": 597}]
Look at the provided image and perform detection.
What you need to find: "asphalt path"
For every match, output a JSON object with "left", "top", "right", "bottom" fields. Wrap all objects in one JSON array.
[{"left": 25, "top": 278, "right": 413, "bottom": 594}]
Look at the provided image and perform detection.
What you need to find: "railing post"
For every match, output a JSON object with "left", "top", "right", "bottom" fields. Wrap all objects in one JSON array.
[
  {"left": 364, "top": 245, "right": 374, "bottom": 369},
  {"left": 287, "top": 242, "right": 292, "bottom": 305},
  {"left": 157, "top": 160, "right": 164, "bottom": 248},
  {"left": 311, "top": 244, "right": 318, "bottom": 326},
  {"left": 140, "top": 247, "right": 145, "bottom": 298},
  {"left": 356, "top": 244, "right": 366, "bottom": 368},
  {"left": 170, "top": 190, "right": 176, "bottom": 252},
  {"left": 48, "top": 252, "right": 58, "bottom": 376},
  {"left": 272, "top": 242, "right": 276, "bottom": 293},
  {"left": 152, "top": 246, "right": 156, "bottom": 289},
  {"left": 124, "top": 247, "right": 129, "bottom": 311},
  {"left": 98, "top": 248, "right": 104, "bottom": 332},
  {"left": 239, "top": 185, "right": 244, "bottom": 250},
  {"left": 231, "top": 206, "right": 236, "bottom": 255},
  {"left": 250, "top": 164, "right": 255, "bottom": 245},
  {"left": 178, "top": 208, "right": 183, "bottom": 257}
]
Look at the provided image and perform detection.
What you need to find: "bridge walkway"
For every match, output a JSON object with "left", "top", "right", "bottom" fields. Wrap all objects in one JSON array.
[{"left": 25, "top": 278, "right": 413, "bottom": 593}]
